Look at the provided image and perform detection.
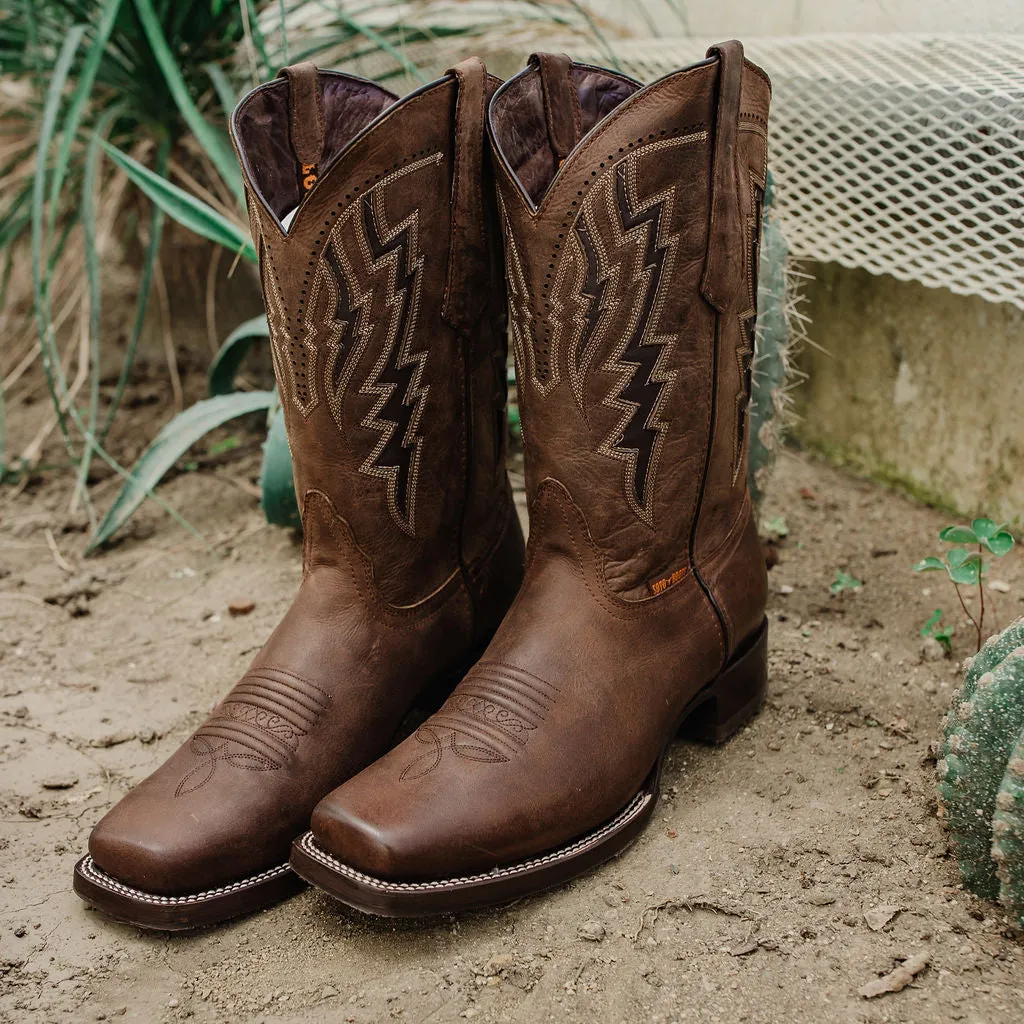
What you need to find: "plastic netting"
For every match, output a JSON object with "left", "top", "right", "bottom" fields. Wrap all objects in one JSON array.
[{"left": 573, "top": 35, "right": 1024, "bottom": 311}]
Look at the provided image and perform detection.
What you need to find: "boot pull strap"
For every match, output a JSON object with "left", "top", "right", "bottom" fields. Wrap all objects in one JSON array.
[
  {"left": 700, "top": 40, "right": 745, "bottom": 312},
  {"left": 442, "top": 56, "right": 489, "bottom": 334},
  {"left": 277, "top": 61, "right": 324, "bottom": 196},
  {"left": 529, "top": 52, "right": 582, "bottom": 164}
]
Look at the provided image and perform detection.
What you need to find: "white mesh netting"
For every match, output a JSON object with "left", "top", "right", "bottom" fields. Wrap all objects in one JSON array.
[{"left": 573, "top": 34, "right": 1024, "bottom": 311}]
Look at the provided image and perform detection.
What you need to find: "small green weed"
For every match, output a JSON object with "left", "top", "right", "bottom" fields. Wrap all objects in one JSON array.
[{"left": 914, "top": 519, "right": 1015, "bottom": 651}]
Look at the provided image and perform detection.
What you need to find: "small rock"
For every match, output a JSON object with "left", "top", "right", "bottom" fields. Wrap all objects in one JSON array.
[
  {"left": 864, "top": 904, "right": 902, "bottom": 931},
  {"left": 41, "top": 774, "right": 78, "bottom": 790},
  {"left": 729, "top": 940, "right": 758, "bottom": 956},
  {"left": 167, "top": 997, "right": 179, "bottom": 1008},
  {"left": 13, "top": 926, "right": 26, "bottom": 938},
  {"left": 321, "top": 986, "right": 339, "bottom": 999},
  {"left": 136, "top": 727, "right": 157, "bottom": 744},
  {"left": 228, "top": 599, "right": 256, "bottom": 617},
  {"left": 777, "top": 584, "right": 794, "bottom": 596},
  {"left": 89, "top": 730, "right": 136, "bottom": 749},
  {"left": 922, "top": 680, "right": 938, "bottom": 695},
  {"left": 577, "top": 920, "right": 606, "bottom": 942},
  {"left": 988, "top": 579, "right": 1011, "bottom": 593},
  {"left": 919, "top": 637, "right": 945, "bottom": 662}
]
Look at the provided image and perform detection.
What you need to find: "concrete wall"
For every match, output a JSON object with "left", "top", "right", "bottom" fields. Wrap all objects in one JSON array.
[
  {"left": 793, "top": 264, "right": 1024, "bottom": 526},
  {"left": 594, "top": 0, "right": 1024, "bottom": 36}
]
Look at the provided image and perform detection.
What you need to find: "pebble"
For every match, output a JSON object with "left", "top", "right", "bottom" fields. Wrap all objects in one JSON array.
[
  {"left": 577, "top": 920, "right": 606, "bottom": 942},
  {"left": 41, "top": 773, "right": 78, "bottom": 790},
  {"left": 228, "top": 599, "right": 256, "bottom": 616},
  {"left": 322, "top": 986, "right": 339, "bottom": 999},
  {"left": 920, "top": 637, "right": 945, "bottom": 662}
]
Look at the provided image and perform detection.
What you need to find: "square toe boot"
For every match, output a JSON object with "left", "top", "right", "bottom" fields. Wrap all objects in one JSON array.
[
  {"left": 73, "top": 57, "right": 525, "bottom": 930},
  {"left": 291, "top": 41, "right": 771, "bottom": 917}
]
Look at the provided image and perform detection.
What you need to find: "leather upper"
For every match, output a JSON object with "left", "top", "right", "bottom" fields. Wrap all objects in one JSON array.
[
  {"left": 86, "top": 60, "right": 524, "bottom": 897},
  {"left": 310, "top": 44, "right": 772, "bottom": 882}
]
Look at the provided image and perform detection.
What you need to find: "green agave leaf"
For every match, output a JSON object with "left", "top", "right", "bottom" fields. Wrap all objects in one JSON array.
[
  {"left": 940, "top": 525, "right": 978, "bottom": 545},
  {"left": 209, "top": 315, "right": 270, "bottom": 396},
  {"left": 101, "top": 141, "right": 256, "bottom": 261},
  {"left": 913, "top": 557, "right": 946, "bottom": 572},
  {"left": 985, "top": 531, "right": 1015, "bottom": 557},
  {"left": 132, "top": 0, "right": 245, "bottom": 208},
  {"left": 88, "top": 391, "right": 276, "bottom": 552},
  {"left": 260, "top": 405, "right": 299, "bottom": 529},
  {"left": 46, "top": 0, "right": 124, "bottom": 243}
]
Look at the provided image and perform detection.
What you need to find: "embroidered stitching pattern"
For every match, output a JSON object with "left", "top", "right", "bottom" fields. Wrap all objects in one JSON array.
[
  {"left": 305, "top": 152, "right": 442, "bottom": 534},
  {"left": 732, "top": 178, "right": 764, "bottom": 484},
  {"left": 499, "top": 193, "right": 559, "bottom": 396},
  {"left": 177, "top": 670, "right": 332, "bottom": 797},
  {"left": 559, "top": 134, "right": 705, "bottom": 525},
  {"left": 295, "top": 787, "right": 652, "bottom": 891},
  {"left": 399, "top": 662, "right": 558, "bottom": 781}
]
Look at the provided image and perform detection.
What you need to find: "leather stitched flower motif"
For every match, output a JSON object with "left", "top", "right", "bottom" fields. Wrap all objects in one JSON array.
[
  {"left": 399, "top": 725, "right": 508, "bottom": 782},
  {"left": 174, "top": 736, "right": 280, "bottom": 798}
]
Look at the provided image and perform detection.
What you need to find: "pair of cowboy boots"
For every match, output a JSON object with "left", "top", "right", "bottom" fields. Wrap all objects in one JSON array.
[{"left": 73, "top": 41, "right": 771, "bottom": 928}]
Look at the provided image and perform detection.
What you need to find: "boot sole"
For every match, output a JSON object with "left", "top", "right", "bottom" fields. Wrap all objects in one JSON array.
[
  {"left": 72, "top": 855, "right": 304, "bottom": 931},
  {"left": 289, "top": 618, "right": 769, "bottom": 918}
]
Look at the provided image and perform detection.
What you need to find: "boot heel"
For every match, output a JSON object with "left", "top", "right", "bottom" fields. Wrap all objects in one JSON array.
[{"left": 679, "top": 619, "right": 768, "bottom": 744}]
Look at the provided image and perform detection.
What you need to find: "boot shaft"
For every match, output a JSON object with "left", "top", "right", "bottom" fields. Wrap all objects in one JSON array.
[
  {"left": 232, "top": 61, "right": 511, "bottom": 605},
  {"left": 488, "top": 42, "right": 770, "bottom": 603}
]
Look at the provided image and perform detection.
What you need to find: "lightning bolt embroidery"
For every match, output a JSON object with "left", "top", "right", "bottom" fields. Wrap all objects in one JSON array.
[
  {"left": 587, "top": 154, "right": 682, "bottom": 526},
  {"left": 355, "top": 191, "right": 429, "bottom": 535}
]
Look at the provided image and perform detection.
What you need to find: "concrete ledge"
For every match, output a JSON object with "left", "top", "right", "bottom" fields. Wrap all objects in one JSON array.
[{"left": 793, "top": 263, "right": 1024, "bottom": 526}]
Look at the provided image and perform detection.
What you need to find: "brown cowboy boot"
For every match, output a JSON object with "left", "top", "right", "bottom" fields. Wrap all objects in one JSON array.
[
  {"left": 290, "top": 42, "right": 771, "bottom": 916},
  {"left": 72, "top": 58, "right": 524, "bottom": 929}
]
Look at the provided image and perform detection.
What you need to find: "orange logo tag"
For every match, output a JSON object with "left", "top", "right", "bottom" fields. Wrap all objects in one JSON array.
[
  {"left": 649, "top": 566, "right": 687, "bottom": 596},
  {"left": 302, "top": 163, "right": 318, "bottom": 192}
]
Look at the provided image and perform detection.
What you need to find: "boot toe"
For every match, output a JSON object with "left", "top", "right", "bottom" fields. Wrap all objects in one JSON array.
[
  {"left": 311, "top": 794, "right": 412, "bottom": 880},
  {"left": 88, "top": 804, "right": 195, "bottom": 896}
]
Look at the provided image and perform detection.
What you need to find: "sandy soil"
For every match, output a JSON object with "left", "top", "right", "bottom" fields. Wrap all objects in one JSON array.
[{"left": 2, "top": 446, "right": 1023, "bottom": 1023}]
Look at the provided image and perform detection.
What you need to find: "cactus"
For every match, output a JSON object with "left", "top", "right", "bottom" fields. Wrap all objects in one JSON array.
[
  {"left": 937, "top": 617, "right": 1024, "bottom": 924},
  {"left": 748, "top": 171, "right": 805, "bottom": 509}
]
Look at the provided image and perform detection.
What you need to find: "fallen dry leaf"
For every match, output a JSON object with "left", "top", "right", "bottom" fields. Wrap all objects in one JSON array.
[{"left": 859, "top": 952, "right": 929, "bottom": 998}]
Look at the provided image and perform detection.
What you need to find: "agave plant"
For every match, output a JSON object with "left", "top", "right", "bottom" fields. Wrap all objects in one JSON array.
[
  {"left": 0, "top": 0, "right": 273, "bottom": 511},
  {"left": 9, "top": 3, "right": 727, "bottom": 551},
  {"left": 15, "top": 0, "right": 626, "bottom": 551}
]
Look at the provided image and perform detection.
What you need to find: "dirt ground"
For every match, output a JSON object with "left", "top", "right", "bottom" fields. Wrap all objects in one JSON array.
[{"left": 2, "top": 441, "right": 1024, "bottom": 1023}]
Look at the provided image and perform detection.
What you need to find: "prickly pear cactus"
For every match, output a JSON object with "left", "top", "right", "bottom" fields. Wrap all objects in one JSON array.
[
  {"left": 937, "top": 617, "right": 1024, "bottom": 924},
  {"left": 748, "top": 172, "right": 804, "bottom": 508}
]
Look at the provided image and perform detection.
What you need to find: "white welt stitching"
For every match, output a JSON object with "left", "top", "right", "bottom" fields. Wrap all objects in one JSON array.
[
  {"left": 77, "top": 856, "right": 291, "bottom": 906},
  {"left": 298, "top": 790, "right": 652, "bottom": 893}
]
